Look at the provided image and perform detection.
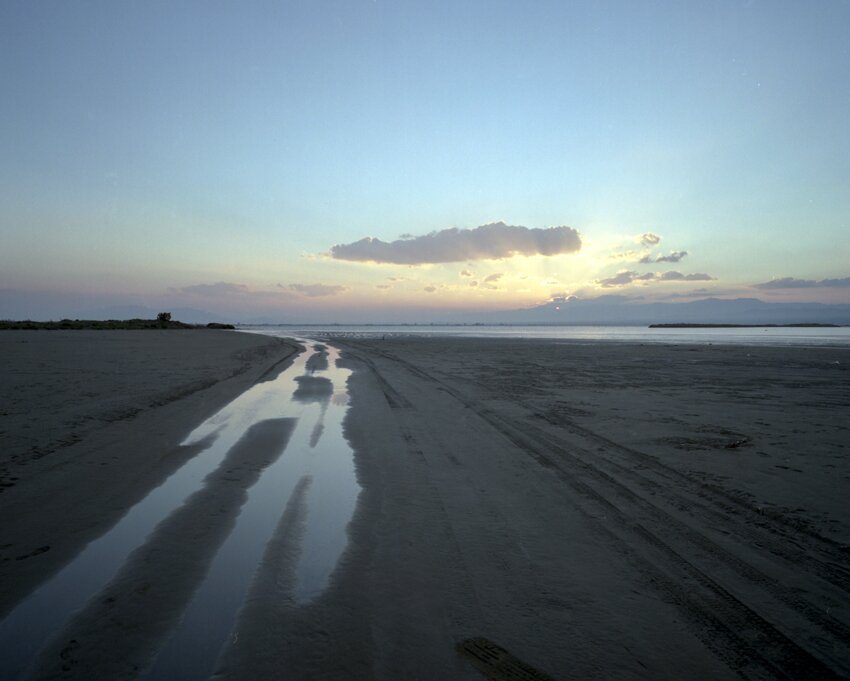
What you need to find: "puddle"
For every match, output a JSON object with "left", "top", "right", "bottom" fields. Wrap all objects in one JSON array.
[
  {"left": 0, "top": 339, "right": 361, "bottom": 680},
  {"left": 143, "top": 341, "right": 359, "bottom": 680}
]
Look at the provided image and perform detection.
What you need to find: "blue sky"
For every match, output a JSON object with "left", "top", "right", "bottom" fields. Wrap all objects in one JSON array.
[{"left": 2, "top": 1, "right": 849, "bottom": 321}]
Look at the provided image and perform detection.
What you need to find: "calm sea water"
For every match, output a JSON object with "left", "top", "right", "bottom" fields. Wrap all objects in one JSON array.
[{"left": 239, "top": 324, "right": 850, "bottom": 348}]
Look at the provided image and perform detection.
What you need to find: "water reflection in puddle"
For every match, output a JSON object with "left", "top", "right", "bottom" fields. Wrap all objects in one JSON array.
[
  {"left": 0, "top": 339, "right": 361, "bottom": 681},
  {"left": 144, "top": 341, "right": 359, "bottom": 680}
]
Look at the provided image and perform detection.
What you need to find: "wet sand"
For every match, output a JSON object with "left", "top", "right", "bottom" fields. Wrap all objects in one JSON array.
[
  {"left": 298, "top": 336, "right": 850, "bottom": 680},
  {"left": 0, "top": 330, "right": 300, "bottom": 618},
  {"left": 2, "top": 333, "right": 849, "bottom": 679}
]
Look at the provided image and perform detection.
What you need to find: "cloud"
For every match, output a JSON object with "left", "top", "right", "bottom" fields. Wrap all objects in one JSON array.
[
  {"left": 659, "top": 271, "right": 713, "bottom": 281},
  {"left": 657, "top": 251, "right": 688, "bottom": 263},
  {"left": 460, "top": 269, "right": 474, "bottom": 277},
  {"left": 423, "top": 285, "right": 437, "bottom": 293},
  {"left": 598, "top": 271, "right": 641, "bottom": 287},
  {"left": 639, "top": 250, "right": 688, "bottom": 264},
  {"left": 172, "top": 282, "right": 249, "bottom": 297},
  {"left": 662, "top": 287, "right": 738, "bottom": 299},
  {"left": 639, "top": 233, "right": 661, "bottom": 246},
  {"left": 376, "top": 284, "right": 391, "bottom": 289},
  {"left": 608, "top": 249, "right": 641, "bottom": 261},
  {"left": 754, "top": 276, "right": 850, "bottom": 289},
  {"left": 329, "top": 222, "right": 581, "bottom": 265},
  {"left": 469, "top": 281, "right": 478, "bottom": 287},
  {"left": 169, "top": 281, "right": 296, "bottom": 305},
  {"left": 598, "top": 270, "right": 715, "bottom": 288},
  {"left": 288, "top": 283, "right": 348, "bottom": 297},
  {"left": 481, "top": 272, "right": 504, "bottom": 290}
]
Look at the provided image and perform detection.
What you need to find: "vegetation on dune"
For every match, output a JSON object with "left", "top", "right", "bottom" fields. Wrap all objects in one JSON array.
[{"left": 0, "top": 316, "right": 235, "bottom": 330}]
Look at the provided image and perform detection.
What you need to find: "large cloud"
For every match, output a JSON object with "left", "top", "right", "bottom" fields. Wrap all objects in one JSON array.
[
  {"left": 598, "top": 270, "right": 715, "bottom": 288},
  {"left": 754, "top": 276, "right": 850, "bottom": 289},
  {"left": 329, "top": 222, "right": 581, "bottom": 265}
]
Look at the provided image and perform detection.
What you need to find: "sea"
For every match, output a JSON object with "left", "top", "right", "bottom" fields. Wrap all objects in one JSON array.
[{"left": 238, "top": 324, "right": 850, "bottom": 348}]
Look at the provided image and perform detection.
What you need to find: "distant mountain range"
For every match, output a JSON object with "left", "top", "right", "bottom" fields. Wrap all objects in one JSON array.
[{"left": 467, "top": 296, "right": 850, "bottom": 326}]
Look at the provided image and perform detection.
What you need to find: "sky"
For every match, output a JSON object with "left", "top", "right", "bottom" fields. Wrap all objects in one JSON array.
[{"left": 2, "top": 1, "right": 849, "bottom": 322}]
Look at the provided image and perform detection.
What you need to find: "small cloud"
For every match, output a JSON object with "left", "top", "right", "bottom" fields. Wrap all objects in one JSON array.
[
  {"left": 659, "top": 271, "right": 713, "bottom": 282},
  {"left": 639, "top": 233, "right": 661, "bottom": 246},
  {"left": 598, "top": 270, "right": 714, "bottom": 288},
  {"left": 598, "top": 271, "right": 640, "bottom": 288},
  {"left": 423, "top": 285, "right": 437, "bottom": 293},
  {"left": 608, "top": 249, "right": 641, "bottom": 261},
  {"left": 481, "top": 272, "right": 504, "bottom": 290},
  {"left": 387, "top": 276, "right": 405, "bottom": 282},
  {"left": 542, "top": 278, "right": 560, "bottom": 286},
  {"left": 173, "top": 282, "right": 249, "bottom": 297},
  {"left": 376, "top": 284, "right": 391, "bottom": 289},
  {"left": 469, "top": 281, "right": 478, "bottom": 287},
  {"left": 289, "top": 283, "right": 348, "bottom": 297},
  {"left": 657, "top": 251, "right": 688, "bottom": 263},
  {"left": 639, "top": 250, "right": 688, "bottom": 264},
  {"left": 329, "top": 222, "right": 581, "bottom": 265},
  {"left": 399, "top": 233, "right": 415, "bottom": 239},
  {"left": 460, "top": 269, "right": 474, "bottom": 277},
  {"left": 662, "top": 287, "right": 733, "bottom": 299},
  {"left": 754, "top": 276, "right": 850, "bottom": 289}
]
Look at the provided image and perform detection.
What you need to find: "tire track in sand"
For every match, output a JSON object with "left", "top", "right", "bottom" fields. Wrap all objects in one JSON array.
[{"left": 349, "top": 343, "right": 850, "bottom": 680}]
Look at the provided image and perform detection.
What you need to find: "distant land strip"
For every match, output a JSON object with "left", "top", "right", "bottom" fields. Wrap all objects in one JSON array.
[
  {"left": 648, "top": 323, "right": 842, "bottom": 328},
  {"left": 0, "top": 318, "right": 235, "bottom": 330}
]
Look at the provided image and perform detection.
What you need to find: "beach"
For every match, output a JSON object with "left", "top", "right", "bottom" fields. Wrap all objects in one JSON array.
[
  {"left": 1, "top": 332, "right": 849, "bottom": 679},
  {"left": 0, "top": 330, "right": 300, "bottom": 617}
]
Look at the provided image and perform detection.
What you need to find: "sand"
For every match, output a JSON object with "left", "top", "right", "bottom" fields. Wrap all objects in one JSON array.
[
  {"left": 2, "top": 333, "right": 849, "bottom": 679},
  {"left": 0, "top": 330, "right": 300, "bottom": 618}
]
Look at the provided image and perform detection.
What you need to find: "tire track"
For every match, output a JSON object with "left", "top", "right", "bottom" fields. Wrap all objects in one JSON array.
[
  {"left": 545, "top": 414, "right": 850, "bottom": 575},
  {"left": 371, "top": 344, "right": 850, "bottom": 579},
  {"left": 348, "top": 344, "right": 850, "bottom": 680}
]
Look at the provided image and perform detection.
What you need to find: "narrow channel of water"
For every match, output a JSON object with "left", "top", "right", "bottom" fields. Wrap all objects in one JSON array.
[
  {"left": 143, "top": 342, "right": 359, "bottom": 680},
  {"left": 0, "top": 339, "right": 361, "bottom": 681}
]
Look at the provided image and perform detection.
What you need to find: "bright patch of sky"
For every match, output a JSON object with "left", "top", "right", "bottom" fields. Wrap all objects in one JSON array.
[{"left": 1, "top": 1, "right": 849, "bottom": 321}]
